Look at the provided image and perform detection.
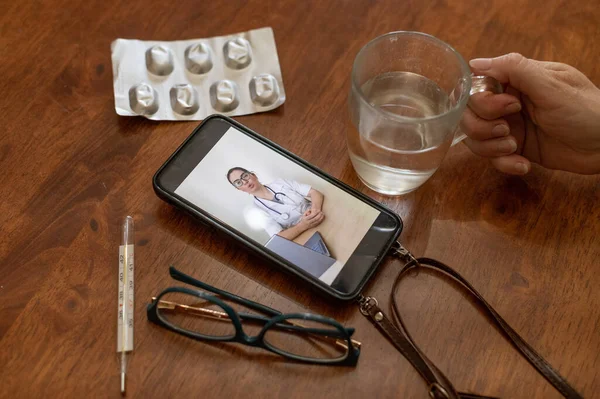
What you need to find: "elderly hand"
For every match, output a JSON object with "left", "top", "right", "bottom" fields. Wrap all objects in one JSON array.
[{"left": 462, "top": 53, "right": 600, "bottom": 175}]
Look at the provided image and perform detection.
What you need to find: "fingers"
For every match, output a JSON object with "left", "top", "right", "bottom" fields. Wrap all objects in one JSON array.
[
  {"left": 302, "top": 211, "right": 325, "bottom": 228},
  {"left": 463, "top": 139, "right": 531, "bottom": 175},
  {"left": 305, "top": 212, "right": 325, "bottom": 227},
  {"left": 468, "top": 91, "right": 521, "bottom": 120},
  {"left": 304, "top": 207, "right": 323, "bottom": 217},
  {"left": 461, "top": 107, "right": 511, "bottom": 141},
  {"left": 463, "top": 86, "right": 528, "bottom": 169},
  {"left": 463, "top": 136, "right": 518, "bottom": 157},
  {"left": 467, "top": 53, "right": 547, "bottom": 176},
  {"left": 304, "top": 210, "right": 319, "bottom": 219},
  {"left": 490, "top": 154, "right": 531, "bottom": 175},
  {"left": 469, "top": 53, "right": 540, "bottom": 95},
  {"left": 310, "top": 212, "right": 325, "bottom": 226}
]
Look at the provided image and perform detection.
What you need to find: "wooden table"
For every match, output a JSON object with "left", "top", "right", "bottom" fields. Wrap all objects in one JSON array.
[{"left": 1, "top": 1, "right": 599, "bottom": 398}]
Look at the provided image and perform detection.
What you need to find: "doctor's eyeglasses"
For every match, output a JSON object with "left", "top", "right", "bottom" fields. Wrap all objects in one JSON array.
[
  {"left": 147, "top": 267, "right": 361, "bottom": 366},
  {"left": 231, "top": 172, "right": 252, "bottom": 188}
]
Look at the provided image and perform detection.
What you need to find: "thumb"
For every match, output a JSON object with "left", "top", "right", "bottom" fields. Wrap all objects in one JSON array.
[{"left": 469, "top": 53, "right": 540, "bottom": 95}]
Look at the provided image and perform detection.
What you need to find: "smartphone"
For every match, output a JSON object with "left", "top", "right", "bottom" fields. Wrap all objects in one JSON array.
[{"left": 153, "top": 115, "right": 402, "bottom": 301}]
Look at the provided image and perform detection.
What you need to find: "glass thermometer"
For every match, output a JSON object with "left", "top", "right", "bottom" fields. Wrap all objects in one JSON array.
[{"left": 117, "top": 216, "right": 134, "bottom": 395}]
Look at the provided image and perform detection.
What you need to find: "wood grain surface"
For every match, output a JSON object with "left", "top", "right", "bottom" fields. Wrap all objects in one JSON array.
[{"left": 1, "top": 1, "right": 599, "bottom": 398}]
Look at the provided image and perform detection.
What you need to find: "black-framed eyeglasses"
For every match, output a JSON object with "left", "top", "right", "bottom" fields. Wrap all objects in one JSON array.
[
  {"left": 231, "top": 172, "right": 251, "bottom": 188},
  {"left": 147, "top": 267, "right": 361, "bottom": 366}
]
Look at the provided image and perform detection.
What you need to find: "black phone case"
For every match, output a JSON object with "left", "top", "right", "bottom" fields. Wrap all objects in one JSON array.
[{"left": 152, "top": 115, "right": 403, "bottom": 301}]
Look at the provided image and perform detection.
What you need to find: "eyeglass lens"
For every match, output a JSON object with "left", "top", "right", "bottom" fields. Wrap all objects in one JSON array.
[
  {"left": 263, "top": 318, "right": 349, "bottom": 360},
  {"left": 157, "top": 292, "right": 236, "bottom": 338},
  {"left": 233, "top": 172, "right": 250, "bottom": 187}
]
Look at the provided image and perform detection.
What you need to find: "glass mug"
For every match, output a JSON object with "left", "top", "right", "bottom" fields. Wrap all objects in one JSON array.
[{"left": 347, "top": 31, "right": 502, "bottom": 195}]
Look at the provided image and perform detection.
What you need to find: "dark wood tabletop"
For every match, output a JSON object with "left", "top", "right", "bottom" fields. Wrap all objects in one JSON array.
[{"left": 1, "top": 1, "right": 599, "bottom": 398}]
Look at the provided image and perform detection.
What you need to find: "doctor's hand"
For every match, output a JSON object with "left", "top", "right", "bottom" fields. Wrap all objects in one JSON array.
[
  {"left": 298, "top": 210, "right": 325, "bottom": 230},
  {"left": 464, "top": 53, "right": 600, "bottom": 175},
  {"left": 303, "top": 208, "right": 323, "bottom": 218}
]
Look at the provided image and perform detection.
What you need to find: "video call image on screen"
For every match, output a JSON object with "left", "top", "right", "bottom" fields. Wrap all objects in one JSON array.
[{"left": 175, "top": 127, "right": 380, "bottom": 285}]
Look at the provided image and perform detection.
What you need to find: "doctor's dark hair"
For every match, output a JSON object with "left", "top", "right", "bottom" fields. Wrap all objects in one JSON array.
[{"left": 226, "top": 167, "right": 251, "bottom": 186}]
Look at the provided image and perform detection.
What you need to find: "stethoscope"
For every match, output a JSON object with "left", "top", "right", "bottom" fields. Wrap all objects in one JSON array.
[{"left": 254, "top": 186, "right": 290, "bottom": 220}]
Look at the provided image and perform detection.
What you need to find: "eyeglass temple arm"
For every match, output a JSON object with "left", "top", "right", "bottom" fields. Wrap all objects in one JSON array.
[
  {"left": 153, "top": 297, "right": 271, "bottom": 322},
  {"left": 169, "top": 266, "right": 282, "bottom": 317}
]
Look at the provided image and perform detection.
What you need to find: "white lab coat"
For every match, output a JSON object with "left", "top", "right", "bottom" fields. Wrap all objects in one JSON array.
[{"left": 254, "top": 178, "right": 312, "bottom": 237}]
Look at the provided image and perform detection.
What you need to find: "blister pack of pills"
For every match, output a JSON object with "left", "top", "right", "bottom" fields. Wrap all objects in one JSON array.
[{"left": 111, "top": 27, "right": 285, "bottom": 121}]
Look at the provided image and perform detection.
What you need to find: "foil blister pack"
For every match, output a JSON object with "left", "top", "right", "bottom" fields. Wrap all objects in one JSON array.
[{"left": 111, "top": 27, "right": 285, "bottom": 121}]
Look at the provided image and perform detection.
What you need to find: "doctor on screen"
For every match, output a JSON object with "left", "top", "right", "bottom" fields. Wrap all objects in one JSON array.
[{"left": 226, "top": 167, "right": 325, "bottom": 240}]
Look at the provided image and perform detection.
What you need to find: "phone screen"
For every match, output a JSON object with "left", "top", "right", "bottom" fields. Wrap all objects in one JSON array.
[{"left": 156, "top": 117, "right": 401, "bottom": 297}]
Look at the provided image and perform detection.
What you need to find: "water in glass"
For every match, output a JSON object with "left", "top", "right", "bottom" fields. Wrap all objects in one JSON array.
[{"left": 348, "top": 71, "right": 454, "bottom": 195}]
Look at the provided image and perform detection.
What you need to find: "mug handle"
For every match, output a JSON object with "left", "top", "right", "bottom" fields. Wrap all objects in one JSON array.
[{"left": 451, "top": 75, "right": 504, "bottom": 146}]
